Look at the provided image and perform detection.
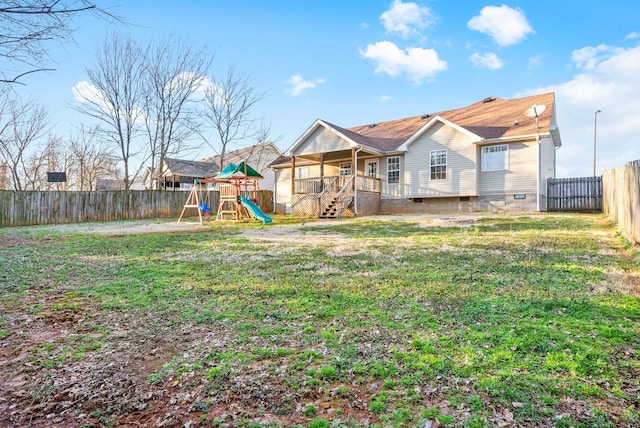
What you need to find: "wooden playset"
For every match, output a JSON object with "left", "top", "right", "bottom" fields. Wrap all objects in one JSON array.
[{"left": 178, "top": 161, "right": 272, "bottom": 224}]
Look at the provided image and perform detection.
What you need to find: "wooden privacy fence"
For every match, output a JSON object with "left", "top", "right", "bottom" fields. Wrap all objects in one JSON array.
[
  {"left": 546, "top": 176, "right": 602, "bottom": 212},
  {"left": 0, "top": 189, "right": 273, "bottom": 227},
  {"left": 602, "top": 159, "right": 640, "bottom": 245}
]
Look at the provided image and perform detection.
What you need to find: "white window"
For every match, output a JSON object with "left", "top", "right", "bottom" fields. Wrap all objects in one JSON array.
[
  {"left": 339, "top": 162, "right": 352, "bottom": 176},
  {"left": 366, "top": 160, "right": 378, "bottom": 178},
  {"left": 430, "top": 149, "right": 447, "bottom": 180},
  {"left": 297, "top": 166, "right": 309, "bottom": 179},
  {"left": 482, "top": 145, "right": 508, "bottom": 171},
  {"left": 387, "top": 157, "right": 400, "bottom": 184}
]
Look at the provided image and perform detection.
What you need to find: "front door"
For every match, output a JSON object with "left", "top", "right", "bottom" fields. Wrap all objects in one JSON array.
[
  {"left": 364, "top": 159, "right": 379, "bottom": 192},
  {"left": 365, "top": 159, "right": 379, "bottom": 178}
]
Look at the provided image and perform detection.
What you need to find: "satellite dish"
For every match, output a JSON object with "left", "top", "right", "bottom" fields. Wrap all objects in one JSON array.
[{"left": 524, "top": 104, "right": 546, "bottom": 118}]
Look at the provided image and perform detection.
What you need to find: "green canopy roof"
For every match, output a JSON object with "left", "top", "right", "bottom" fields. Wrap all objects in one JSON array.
[{"left": 215, "top": 161, "right": 263, "bottom": 179}]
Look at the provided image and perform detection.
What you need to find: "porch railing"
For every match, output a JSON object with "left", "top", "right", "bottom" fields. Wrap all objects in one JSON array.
[
  {"left": 295, "top": 176, "right": 333, "bottom": 193},
  {"left": 295, "top": 175, "right": 380, "bottom": 194},
  {"left": 334, "top": 175, "right": 355, "bottom": 216},
  {"left": 317, "top": 177, "right": 340, "bottom": 215},
  {"left": 356, "top": 175, "right": 381, "bottom": 193}
]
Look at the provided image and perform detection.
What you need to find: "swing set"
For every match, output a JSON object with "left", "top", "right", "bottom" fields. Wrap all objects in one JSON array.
[{"left": 178, "top": 161, "right": 272, "bottom": 224}]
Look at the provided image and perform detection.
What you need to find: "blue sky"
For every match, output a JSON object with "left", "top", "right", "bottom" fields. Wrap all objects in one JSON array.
[{"left": 14, "top": 0, "right": 640, "bottom": 178}]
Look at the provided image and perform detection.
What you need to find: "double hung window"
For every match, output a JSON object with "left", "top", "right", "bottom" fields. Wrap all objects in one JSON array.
[
  {"left": 387, "top": 157, "right": 400, "bottom": 184},
  {"left": 430, "top": 149, "right": 447, "bottom": 180}
]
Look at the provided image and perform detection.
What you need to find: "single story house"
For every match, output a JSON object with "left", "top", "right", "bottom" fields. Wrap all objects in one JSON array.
[
  {"left": 200, "top": 142, "right": 282, "bottom": 192},
  {"left": 144, "top": 143, "right": 282, "bottom": 191},
  {"left": 144, "top": 158, "right": 218, "bottom": 190},
  {"left": 95, "top": 178, "right": 145, "bottom": 191},
  {"left": 270, "top": 92, "right": 561, "bottom": 216}
]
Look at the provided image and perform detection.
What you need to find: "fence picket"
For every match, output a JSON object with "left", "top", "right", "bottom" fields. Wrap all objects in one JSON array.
[
  {"left": 0, "top": 190, "right": 273, "bottom": 227},
  {"left": 602, "top": 159, "right": 640, "bottom": 245},
  {"left": 546, "top": 176, "right": 602, "bottom": 212}
]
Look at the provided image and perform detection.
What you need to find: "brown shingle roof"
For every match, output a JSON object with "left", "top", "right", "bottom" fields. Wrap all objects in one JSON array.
[
  {"left": 343, "top": 92, "right": 555, "bottom": 151},
  {"left": 438, "top": 93, "right": 555, "bottom": 139}
]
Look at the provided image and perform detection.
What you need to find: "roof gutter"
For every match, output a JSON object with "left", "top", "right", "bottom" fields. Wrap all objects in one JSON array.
[
  {"left": 473, "top": 132, "right": 551, "bottom": 145},
  {"left": 549, "top": 125, "right": 562, "bottom": 147}
]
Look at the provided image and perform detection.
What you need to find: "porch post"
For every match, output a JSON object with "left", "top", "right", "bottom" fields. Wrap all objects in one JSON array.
[
  {"left": 290, "top": 156, "right": 296, "bottom": 196},
  {"left": 319, "top": 153, "right": 324, "bottom": 191},
  {"left": 351, "top": 148, "right": 356, "bottom": 190}
]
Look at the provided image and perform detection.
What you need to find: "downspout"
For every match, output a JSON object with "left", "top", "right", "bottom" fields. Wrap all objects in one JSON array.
[
  {"left": 271, "top": 167, "right": 276, "bottom": 213},
  {"left": 354, "top": 146, "right": 363, "bottom": 215},
  {"left": 536, "top": 134, "right": 540, "bottom": 211}
]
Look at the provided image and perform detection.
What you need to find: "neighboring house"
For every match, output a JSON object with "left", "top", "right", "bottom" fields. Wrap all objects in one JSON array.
[
  {"left": 95, "top": 178, "right": 145, "bottom": 191},
  {"left": 200, "top": 142, "right": 282, "bottom": 192},
  {"left": 270, "top": 92, "right": 562, "bottom": 216},
  {"left": 144, "top": 158, "right": 218, "bottom": 190},
  {"left": 143, "top": 143, "right": 282, "bottom": 191}
]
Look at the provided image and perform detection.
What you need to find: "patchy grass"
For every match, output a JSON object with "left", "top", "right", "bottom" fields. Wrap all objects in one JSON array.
[{"left": 0, "top": 214, "right": 639, "bottom": 427}]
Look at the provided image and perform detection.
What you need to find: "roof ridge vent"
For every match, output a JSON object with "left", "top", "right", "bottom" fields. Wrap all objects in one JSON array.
[{"left": 483, "top": 96, "right": 496, "bottom": 103}]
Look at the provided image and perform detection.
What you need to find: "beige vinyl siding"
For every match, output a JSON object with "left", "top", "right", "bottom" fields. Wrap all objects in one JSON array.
[
  {"left": 273, "top": 168, "right": 292, "bottom": 214},
  {"left": 299, "top": 163, "right": 339, "bottom": 178},
  {"left": 380, "top": 155, "right": 404, "bottom": 199},
  {"left": 293, "top": 127, "right": 351, "bottom": 156},
  {"left": 478, "top": 141, "right": 537, "bottom": 194},
  {"left": 404, "top": 122, "right": 477, "bottom": 197}
]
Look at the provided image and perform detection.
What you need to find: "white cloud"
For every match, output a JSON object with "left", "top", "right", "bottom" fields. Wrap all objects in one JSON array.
[
  {"left": 626, "top": 32, "right": 639, "bottom": 40},
  {"left": 571, "top": 44, "right": 624, "bottom": 71},
  {"left": 470, "top": 52, "right": 504, "bottom": 70},
  {"left": 380, "top": 95, "right": 392, "bottom": 102},
  {"left": 72, "top": 80, "right": 106, "bottom": 106},
  {"left": 380, "top": 0, "right": 434, "bottom": 39},
  {"left": 285, "top": 74, "right": 326, "bottom": 96},
  {"left": 468, "top": 5, "right": 534, "bottom": 47},
  {"left": 360, "top": 40, "right": 447, "bottom": 84},
  {"left": 520, "top": 43, "right": 640, "bottom": 177},
  {"left": 72, "top": 80, "right": 147, "bottom": 125}
]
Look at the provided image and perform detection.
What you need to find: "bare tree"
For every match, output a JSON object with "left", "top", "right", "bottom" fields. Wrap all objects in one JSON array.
[
  {"left": 69, "top": 125, "right": 118, "bottom": 190},
  {"left": 74, "top": 33, "right": 145, "bottom": 190},
  {"left": 143, "top": 37, "right": 211, "bottom": 189},
  {"left": 23, "top": 134, "right": 70, "bottom": 190},
  {"left": 0, "top": 94, "right": 49, "bottom": 190},
  {"left": 0, "top": 1, "right": 119, "bottom": 84},
  {"left": 0, "top": 161, "right": 8, "bottom": 189},
  {"left": 203, "top": 65, "right": 265, "bottom": 170}
]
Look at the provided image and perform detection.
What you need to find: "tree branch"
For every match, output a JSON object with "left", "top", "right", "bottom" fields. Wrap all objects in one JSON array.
[{"left": 0, "top": 67, "right": 55, "bottom": 84}]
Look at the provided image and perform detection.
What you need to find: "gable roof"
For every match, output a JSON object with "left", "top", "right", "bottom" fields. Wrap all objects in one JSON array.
[
  {"left": 160, "top": 158, "right": 218, "bottom": 178},
  {"left": 201, "top": 142, "right": 282, "bottom": 168},
  {"left": 285, "top": 92, "right": 560, "bottom": 158}
]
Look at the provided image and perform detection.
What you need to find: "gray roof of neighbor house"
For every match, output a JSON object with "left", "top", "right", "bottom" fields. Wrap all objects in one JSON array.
[
  {"left": 200, "top": 142, "right": 281, "bottom": 167},
  {"left": 159, "top": 158, "right": 218, "bottom": 178},
  {"left": 277, "top": 92, "right": 559, "bottom": 165},
  {"left": 95, "top": 179, "right": 125, "bottom": 191}
]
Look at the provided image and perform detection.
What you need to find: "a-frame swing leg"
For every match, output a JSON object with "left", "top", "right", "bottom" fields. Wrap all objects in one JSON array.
[{"left": 178, "top": 186, "right": 203, "bottom": 224}]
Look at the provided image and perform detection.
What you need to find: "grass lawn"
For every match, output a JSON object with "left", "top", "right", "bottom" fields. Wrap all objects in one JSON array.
[{"left": 0, "top": 213, "right": 639, "bottom": 427}]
